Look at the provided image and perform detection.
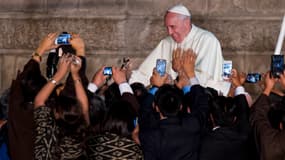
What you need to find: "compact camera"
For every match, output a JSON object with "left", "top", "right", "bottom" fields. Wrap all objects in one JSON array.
[
  {"left": 103, "top": 67, "right": 112, "bottom": 76},
  {"left": 156, "top": 59, "right": 166, "bottom": 76},
  {"left": 55, "top": 33, "right": 71, "bottom": 45}
]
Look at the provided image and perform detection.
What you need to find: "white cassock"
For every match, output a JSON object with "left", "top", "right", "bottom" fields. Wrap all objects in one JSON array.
[{"left": 129, "top": 24, "right": 231, "bottom": 95}]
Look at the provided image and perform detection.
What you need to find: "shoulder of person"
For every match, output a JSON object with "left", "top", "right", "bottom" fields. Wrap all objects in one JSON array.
[{"left": 193, "top": 24, "right": 219, "bottom": 41}]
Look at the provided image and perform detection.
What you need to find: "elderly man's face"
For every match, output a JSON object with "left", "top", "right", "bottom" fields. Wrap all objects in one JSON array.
[{"left": 165, "top": 12, "right": 190, "bottom": 43}]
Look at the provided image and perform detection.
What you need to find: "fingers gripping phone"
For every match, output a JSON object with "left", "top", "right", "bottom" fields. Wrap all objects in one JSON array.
[
  {"left": 223, "top": 60, "right": 232, "bottom": 79},
  {"left": 246, "top": 73, "right": 261, "bottom": 83},
  {"left": 156, "top": 59, "right": 167, "bottom": 76},
  {"left": 55, "top": 33, "right": 71, "bottom": 45}
]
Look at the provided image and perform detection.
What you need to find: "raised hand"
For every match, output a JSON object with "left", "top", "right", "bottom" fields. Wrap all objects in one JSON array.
[
  {"left": 172, "top": 47, "right": 183, "bottom": 72},
  {"left": 230, "top": 69, "right": 242, "bottom": 88},
  {"left": 150, "top": 68, "right": 168, "bottom": 87},
  {"left": 182, "top": 49, "right": 196, "bottom": 78},
  {"left": 54, "top": 54, "right": 71, "bottom": 79},
  {"left": 91, "top": 66, "right": 108, "bottom": 87},
  {"left": 263, "top": 71, "right": 277, "bottom": 96},
  {"left": 36, "top": 32, "right": 59, "bottom": 55},
  {"left": 112, "top": 66, "right": 127, "bottom": 84},
  {"left": 70, "top": 55, "right": 82, "bottom": 75}
]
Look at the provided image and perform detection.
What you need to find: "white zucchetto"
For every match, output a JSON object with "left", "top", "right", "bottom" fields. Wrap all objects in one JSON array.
[{"left": 167, "top": 4, "right": 191, "bottom": 17}]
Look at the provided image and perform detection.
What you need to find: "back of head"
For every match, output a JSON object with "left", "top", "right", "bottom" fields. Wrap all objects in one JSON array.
[
  {"left": 130, "top": 82, "right": 148, "bottom": 105},
  {"left": 154, "top": 84, "right": 184, "bottom": 117},
  {"left": 104, "top": 82, "right": 121, "bottom": 108},
  {"left": 268, "top": 101, "right": 285, "bottom": 130},
  {"left": 210, "top": 96, "right": 237, "bottom": 127},
  {"left": 103, "top": 99, "right": 135, "bottom": 137},
  {"left": 89, "top": 94, "right": 108, "bottom": 133},
  {"left": 55, "top": 95, "right": 86, "bottom": 137}
]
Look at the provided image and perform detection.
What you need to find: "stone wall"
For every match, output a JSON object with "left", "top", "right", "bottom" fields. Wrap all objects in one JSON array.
[{"left": 0, "top": 0, "right": 284, "bottom": 99}]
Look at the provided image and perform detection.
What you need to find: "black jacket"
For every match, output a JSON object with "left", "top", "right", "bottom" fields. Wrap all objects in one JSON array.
[
  {"left": 199, "top": 94, "right": 251, "bottom": 160},
  {"left": 139, "top": 85, "right": 209, "bottom": 160}
]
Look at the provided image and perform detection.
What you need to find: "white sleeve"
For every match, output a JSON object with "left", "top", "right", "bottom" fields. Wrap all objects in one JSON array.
[
  {"left": 234, "top": 86, "right": 246, "bottom": 96},
  {"left": 194, "top": 34, "right": 224, "bottom": 86},
  {"left": 119, "top": 82, "right": 134, "bottom": 95},
  {"left": 87, "top": 83, "right": 98, "bottom": 93}
]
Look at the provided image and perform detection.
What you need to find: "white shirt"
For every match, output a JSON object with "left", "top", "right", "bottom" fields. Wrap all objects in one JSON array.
[{"left": 129, "top": 24, "right": 230, "bottom": 95}]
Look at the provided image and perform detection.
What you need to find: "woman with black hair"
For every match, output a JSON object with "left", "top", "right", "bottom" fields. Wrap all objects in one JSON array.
[{"left": 34, "top": 33, "right": 89, "bottom": 160}]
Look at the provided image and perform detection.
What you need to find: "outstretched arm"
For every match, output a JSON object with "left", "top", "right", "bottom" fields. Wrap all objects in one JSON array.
[
  {"left": 34, "top": 55, "right": 70, "bottom": 108},
  {"left": 70, "top": 56, "right": 90, "bottom": 125}
]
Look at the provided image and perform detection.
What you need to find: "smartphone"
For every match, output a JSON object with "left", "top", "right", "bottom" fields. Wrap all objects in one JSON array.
[
  {"left": 55, "top": 33, "right": 71, "bottom": 45},
  {"left": 133, "top": 117, "right": 138, "bottom": 128},
  {"left": 103, "top": 67, "right": 112, "bottom": 76},
  {"left": 223, "top": 60, "right": 232, "bottom": 79},
  {"left": 156, "top": 59, "right": 166, "bottom": 76},
  {"left": 246, "top": 73, "right": 261, "bottom": 83},
  {"left": 271, "top": 55, "right": 284, "bottom": 78}
]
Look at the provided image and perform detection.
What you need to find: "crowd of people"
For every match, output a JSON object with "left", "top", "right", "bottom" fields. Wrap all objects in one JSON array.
[{"left": 0, "top": 3, "right": 284, "bottom": 160}]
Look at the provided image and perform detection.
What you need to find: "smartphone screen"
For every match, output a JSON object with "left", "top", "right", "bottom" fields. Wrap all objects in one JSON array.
[
  {"left": 246, "top": 73, "right": 261, "bottom": 83},
  {"left": 55, "top": 33, "right": 71, "bottom": 45},
  {"left": 271, "top": 55, "right": 284, "bottom": 78},
  {"left": 103, "top": 67, "right": 112, "bottom": 76},
  {"left": 156, "top": 59, "right": 166, "bottom": 76},
  {"left": 223, "top": 60, "right": 232, "bottom": 79}
]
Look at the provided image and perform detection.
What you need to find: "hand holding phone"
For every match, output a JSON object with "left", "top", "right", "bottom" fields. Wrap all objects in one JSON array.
[{"left": 156, "top": 59, "right": 167, "bottom": 76}]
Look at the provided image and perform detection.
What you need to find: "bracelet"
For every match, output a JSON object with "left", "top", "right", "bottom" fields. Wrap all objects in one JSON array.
[
  {"left": 32, "top": 52, "right": 42, "bottom": 62},
  {"left": 50, "top": 78, "right": 57, "bottom": 85}
]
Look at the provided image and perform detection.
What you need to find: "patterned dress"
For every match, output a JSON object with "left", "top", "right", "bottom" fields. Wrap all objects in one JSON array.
[
  {"left": 34, "top": 106, "right": 86, "bottom": 160},
  {"left": 86, "top": 132, "right": 143, "bottom": 160}
]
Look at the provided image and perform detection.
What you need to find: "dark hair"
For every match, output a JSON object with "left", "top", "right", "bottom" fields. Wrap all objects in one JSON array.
[
  {"left": 268, "top": 101, "right": 285, "bottom": 130},
  {"left": 154, "top": 84, "right": 183, "bottom": 117},
  {"left": 54, "top": 95, "right": 86, "bottom": 137},
  {"left": 0, "top": 89, "right": 10, "bottom": 120},
  {"left": 88, "top": 94, "right": 108, "bottom": 134},
  {"left": 103, "top": 83, "right": 121, "bottom": 107},
  {"left": 102, "top": 100, "right": 135, "bottom": 137},
  {"left": 20, "top": 72, "right": 47, "bottom": 103},
  {"left": 209, "top": 96, "right": 237, "bottom": 127},
  {"left": 130, "top": 82, "right": 148, "bottom": 105}
]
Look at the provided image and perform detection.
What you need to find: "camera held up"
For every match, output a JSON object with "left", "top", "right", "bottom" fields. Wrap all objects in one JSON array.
[{"left": 46, "top": 32, "right": 76, "bottom": 79}]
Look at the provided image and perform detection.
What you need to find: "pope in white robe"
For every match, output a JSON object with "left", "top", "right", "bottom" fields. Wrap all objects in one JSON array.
[{"left": 129, "top": 4, "right": 230, "bottom": 95}]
